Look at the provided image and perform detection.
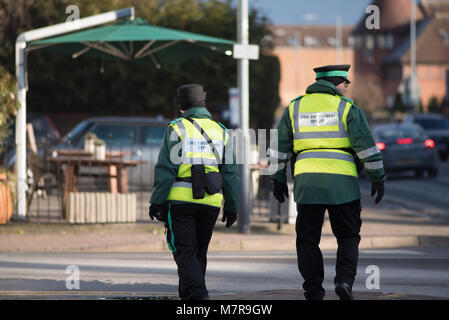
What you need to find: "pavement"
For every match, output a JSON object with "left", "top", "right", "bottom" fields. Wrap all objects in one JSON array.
[
  {"left": 1, "top": 192, "right": 449, "bottom": 300},
  {"left": 2, "top": 203, "right": 449, "bottom": 254}
]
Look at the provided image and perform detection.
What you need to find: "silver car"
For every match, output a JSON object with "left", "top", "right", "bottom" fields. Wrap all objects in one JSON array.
[
  {"left": 57, "top": 117, "right": 170, "bottom": 189},
  {"left": 372, "top": 123, "right": 439, "bottom": 178},
  {"left": 403, "top": 113, "right": 449, "bottom": 161}
]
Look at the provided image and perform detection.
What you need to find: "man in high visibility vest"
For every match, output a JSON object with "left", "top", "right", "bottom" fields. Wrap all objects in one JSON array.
[
  {"left": 269, "top": 65, "right": 386, "bottom": 300},
  {"left": 149, "top": 84, "right": 240, "bottom": 300}
]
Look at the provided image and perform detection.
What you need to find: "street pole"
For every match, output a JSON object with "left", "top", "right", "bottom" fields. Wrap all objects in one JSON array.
[
  {"left": 410, "top": 0, "right": 419, "bottom": 113},
  {"left": 336, "top": 15, "right": 343, "bottom": 64},
  {"left": 237, "top": 0, "right": 251, "bottom": 234},
  {"left": 14, "top": 7, "right": 134, "bottom": 220}
]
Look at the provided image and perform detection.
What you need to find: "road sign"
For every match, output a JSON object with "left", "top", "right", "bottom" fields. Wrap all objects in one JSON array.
[{"left": 233, "top": 44, "right": 259, "bottom": 60}]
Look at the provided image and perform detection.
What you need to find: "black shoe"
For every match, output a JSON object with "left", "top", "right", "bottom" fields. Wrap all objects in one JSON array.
[{"left": 335, "top": 282, "right": 354, "bottom": 300}]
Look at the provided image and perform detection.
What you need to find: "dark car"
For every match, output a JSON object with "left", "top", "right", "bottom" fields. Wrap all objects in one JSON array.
[
  {"left": 403, "top": 113, "right": 449, "bottom": 161},
  {"left": 1, "top": 113, "right": 61, "bottom": 168},
  {"left": 373, "top": 123, "right": 439, "bottom": 178},
  {"left": 57, "top": 116, "right": 170, "bottom": 189}
]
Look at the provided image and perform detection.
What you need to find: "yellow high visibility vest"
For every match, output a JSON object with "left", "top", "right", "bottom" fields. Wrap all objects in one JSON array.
[
  {"left": 166, "top": 118, "right": 228, "bottom": 207},
  {"left": 288, "top": 93, "right": 357, "bottom": 178}
]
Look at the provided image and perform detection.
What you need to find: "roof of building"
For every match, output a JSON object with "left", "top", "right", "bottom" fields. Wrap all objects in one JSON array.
[
  {"left": 267, "top": 25, "right": 354, "bottom": 48},
  {"left": 419, "top": 0, "right": 449, "bottom": 18},
  {"left": 384, "top": 17, "right": 449, "bottom": 64}
]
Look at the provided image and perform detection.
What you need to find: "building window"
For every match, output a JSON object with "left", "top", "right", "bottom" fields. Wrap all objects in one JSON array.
[
  {"left": 328, "top": 37, "right": 337, "bottom": 46},
  {"left": 377, "top": 35, "right": 385, "bottom": 49},
  {"left": 304, "top": 36, "right": 319, "bottom": 47},
  {"left": 354, "top": 36, "right": 363, "bottom": 49},
  {"left": 348, "top": 36, "right": 355, "bottom": 48},
  {"left": 386, "top": 34, "right": 394, "bottom": 49},
  {"left": 365, "top": 35, "right": 375, "bottom": 50},
  {"left": 274, "top": 28, "right": 286, "bottom": 37},
  {"left": 286, "top": 36, "right": 299, "bottom": 46},
  {"left": 439, "top": 28, "right": 449, "bottom": 45}
]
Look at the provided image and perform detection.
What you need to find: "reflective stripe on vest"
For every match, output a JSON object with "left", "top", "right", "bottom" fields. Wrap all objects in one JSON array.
[
  {"left": 172, "top": 119, "right": 225, "bottom": 167},
  {"left": 167, "top": 181, "right": 223, "bottom": 207},
  {"left": 290, "top": 94, "right": 352, "bottom": 152},
  {"left": 167, "top": 118, "right": 227, "bottom": 207},
  {"left": 294, "top": 149, "right": 357, "bottom": 177}
]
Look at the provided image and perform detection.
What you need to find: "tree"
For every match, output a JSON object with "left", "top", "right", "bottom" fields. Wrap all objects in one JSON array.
[
  {"left": 427, "top": 96, "right": 442, "bottom": 114},
  {"left": 0, "top": 65, "right": 19, "bottom": 154},
  {"left": 0, "top": 0, "right": 280, "bottom": 130},
  {"left": 392, "top": 93, "right": 406, "bottom": 113}
]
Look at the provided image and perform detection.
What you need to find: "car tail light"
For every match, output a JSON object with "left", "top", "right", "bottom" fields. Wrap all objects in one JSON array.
[
  {"left": 424, "top": 139, "right": 435, "bottom": 148},
  {"left": 376, "top": 142, "right": 386, "bottom": 151},
  {"left": 397, "top": 138, "right": 413, "bottom": 144}
]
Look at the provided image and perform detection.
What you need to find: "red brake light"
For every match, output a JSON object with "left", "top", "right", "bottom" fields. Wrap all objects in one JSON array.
[
  {"left": 424, "top": 139, "right": 435, "bottom": 148},
  {"left": 397, "top": 138, "right": 413, "bottom": 144},
  {"left": 376, "top": 142, "right": 386, "bottom": 151}
]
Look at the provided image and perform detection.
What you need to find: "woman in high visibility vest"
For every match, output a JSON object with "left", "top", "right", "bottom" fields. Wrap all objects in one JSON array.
[{"left": 149, "top": 84, "right": 240, "bottom": 300}]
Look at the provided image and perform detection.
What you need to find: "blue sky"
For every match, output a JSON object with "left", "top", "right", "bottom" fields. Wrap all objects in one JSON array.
[{"left": 249, "top": 0, "right": 373, "bottom": 26}]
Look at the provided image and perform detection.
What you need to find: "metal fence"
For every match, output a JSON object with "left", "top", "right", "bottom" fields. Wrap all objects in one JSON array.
[{"left": 1, "top": 140, "right": 271, "bottom": 224}]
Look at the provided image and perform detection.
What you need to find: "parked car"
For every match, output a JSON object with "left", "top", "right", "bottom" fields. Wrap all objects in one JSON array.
[
  {"left": 57, "top": 116, "right": 170, "bottom": 189},
  {"left": 403, "top": 113, "right": 449, "bottom": 161},
  {"left": 372, "top": 123, "right": 439, "bottom": 178},
  {"left": 1, "top": 113, "right": 61, "bottom": 169}
]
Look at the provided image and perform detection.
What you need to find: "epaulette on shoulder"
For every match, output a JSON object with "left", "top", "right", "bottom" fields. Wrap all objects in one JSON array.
[
  {"left": 341, "top": 96, "right": 356, "bottom": 105},
  {"left": 169, "top": 117, "right": 183, "bottom": 126}
]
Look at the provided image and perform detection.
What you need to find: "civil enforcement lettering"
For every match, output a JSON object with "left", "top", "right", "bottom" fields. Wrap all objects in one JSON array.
[
  {"left": 298, "top": 112, "right": 339, "bottom": 127},
  {"left": 183, "top": 139, "right": 223, "bottom": 155}
]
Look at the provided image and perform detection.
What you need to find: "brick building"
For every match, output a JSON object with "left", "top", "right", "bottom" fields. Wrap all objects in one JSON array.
[
  {"left": 352, "top": 0, "right": 449, "bottom": 111},
  {"left": 267, "top": 25, "right": 355, "bottom": 108},
  {"left": 268, "top": 0, "right": 449, "bottom": 114}
]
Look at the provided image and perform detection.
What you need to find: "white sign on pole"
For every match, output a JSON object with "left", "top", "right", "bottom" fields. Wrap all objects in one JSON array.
[
  {"left": 229, "top": 87, "right": 240, "bottom": 127},
  {"left": 233, "top": 44, "right": 259, "bottom": 60}
]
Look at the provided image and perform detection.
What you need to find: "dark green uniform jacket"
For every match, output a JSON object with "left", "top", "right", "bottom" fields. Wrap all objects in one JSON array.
[
  {"left": 150, "top": 107, "right": 240, "bottom": 213},
  {"left": 270, "top": 80, "right": 386, "bottom": 205}
]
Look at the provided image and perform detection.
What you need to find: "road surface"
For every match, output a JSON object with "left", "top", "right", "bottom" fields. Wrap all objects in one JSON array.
[
  {"left": 0, "top": 247, "right": 448, "bottom": 299},
  {"left": 360, "top": 159, "right": 449, "bottom": 217}
]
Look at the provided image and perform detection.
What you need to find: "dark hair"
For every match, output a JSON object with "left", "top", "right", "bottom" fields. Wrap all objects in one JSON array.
[
  {"left": 320, "top": 76, "right": 346, "bottom": 86},
  {"left": 176, "top": 99, "right": 205, "bottom": 111}
]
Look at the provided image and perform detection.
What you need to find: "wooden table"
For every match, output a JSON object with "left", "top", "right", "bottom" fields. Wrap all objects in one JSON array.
[
  {"left": 47, "top": 155, "right": 147, "bottom": 216},
  {"left": 52, "top": 149, "right": 132, "bottom": 158}
]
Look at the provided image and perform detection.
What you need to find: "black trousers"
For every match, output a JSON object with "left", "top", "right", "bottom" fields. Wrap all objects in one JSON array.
[
  {"left": 295, "top": 199, "right": 362, "bottom": 300},
  {"left": 165, "top": 203, "right": 219, "bottom": 300}
]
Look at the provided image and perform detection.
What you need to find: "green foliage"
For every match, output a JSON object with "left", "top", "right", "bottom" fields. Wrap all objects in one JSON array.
[
  {"left": 0, "top": 65, "right": 19, "bottom": 153},
  {"left": 0, "top": 0, "right": 280, "bottom": 129},
  {"left": 427, "top": 96, "right": 443, "bottom": 113},
  {"left": 392, "top": 93, "right": 407, "bottom": 113}
]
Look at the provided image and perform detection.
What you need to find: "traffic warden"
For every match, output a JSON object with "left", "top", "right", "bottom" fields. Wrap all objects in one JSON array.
[
  {"left": 149, "top": 84, "right": 240, "bottom": 300},
  {"left": 268, "top": 65, "right": 386, "bottom": 300}
]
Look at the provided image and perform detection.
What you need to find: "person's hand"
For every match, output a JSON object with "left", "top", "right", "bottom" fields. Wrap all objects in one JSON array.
[
  {"left": 371, "top": 181, "right": 385, "bottom": 204},
  {"left": 149, "top": 203, "right": 165, "bottom": 221},
  {"left": 222, "top": 211, "right": 238, "bottom": 228},
  {"left": 273, "top": 181, "right": 289, "bottom": 203}
]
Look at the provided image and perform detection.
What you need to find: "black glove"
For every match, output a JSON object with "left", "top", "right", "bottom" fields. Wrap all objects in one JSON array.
[
  {"left": 371, "top": 181, "right": 385, "bottom": 204},
  {"left": 149, "top": 203, "right": 166, "bottom": 221},
  {"left": 273, "top": 181, "right": 289, "bottom": 203},
  {"left": 222, "top": 211, "right": 238, "bottom": 228}
]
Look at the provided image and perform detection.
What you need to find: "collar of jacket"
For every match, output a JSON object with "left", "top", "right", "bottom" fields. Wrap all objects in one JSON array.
[
  {"left": 306, "top": 79, "right": 342, "bottom": 96},
  {"left": 181, "top": 107, "right": 212, "bottom": 119}
]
